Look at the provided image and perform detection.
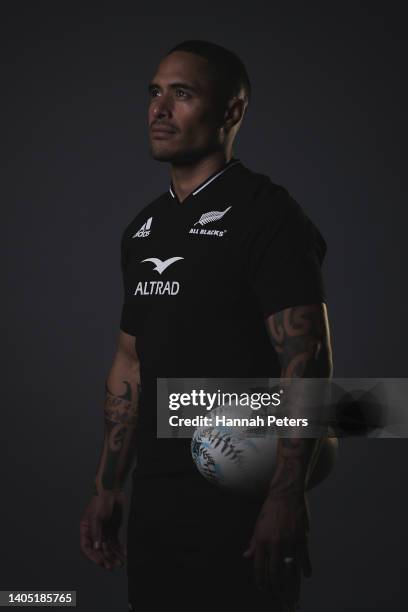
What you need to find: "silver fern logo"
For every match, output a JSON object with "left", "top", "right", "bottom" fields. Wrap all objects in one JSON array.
[{"left": 194, "top": 205, "right": 232, "bottom": 226}]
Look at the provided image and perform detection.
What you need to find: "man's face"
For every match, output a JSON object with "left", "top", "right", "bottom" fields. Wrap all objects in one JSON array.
[{"left": 148, "top": 51, "right": 224, "bottom": 164}]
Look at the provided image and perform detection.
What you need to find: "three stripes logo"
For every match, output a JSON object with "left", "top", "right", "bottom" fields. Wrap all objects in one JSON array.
[
  {"left": 194, "top": 206, "right": 232, "bottom": 226},
  {"left": 132, "top": 217, "right": 153, "bottom": 238}
]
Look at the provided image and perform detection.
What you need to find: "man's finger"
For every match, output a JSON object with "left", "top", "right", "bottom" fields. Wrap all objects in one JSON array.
[
  {"left": 265, "top": 543, "right": 282, "bottom": 594},
  {"left": 103, "top": 541, "right": 126, "bottom": 567},
  {"left": 266, "top": 540, "right": 296, "bottom": 601},
  {"left": 299, "top": 537, "right": 312, "bottom": 578},
  {"left": 243, "top": 535, "right": 255, "bottom": 558},
  {"left": 109, "top": 540, "right": 127, "bottom": 561},
  {"left": 281, "top": 556, "right": 301, "bottom": 606},
  {"left": 88, "top": 521, "right": 117, "bottom": 570},
  {"left": 102, "top": 541, "right": 119, "bottom": 564},
  {"left": 80, "top": 522, "right": 107, "bottom": 566},
  {"left": 254, "top": 544, "right": 267, "bottom": 591},
  {"left": 89, "top": 516, "right": 102, "bottom": 551}
]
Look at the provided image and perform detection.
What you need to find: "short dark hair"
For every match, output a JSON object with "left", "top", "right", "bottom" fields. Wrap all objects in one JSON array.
[{"left": 166, "top": 39, "right": 251, "bottom": 108}]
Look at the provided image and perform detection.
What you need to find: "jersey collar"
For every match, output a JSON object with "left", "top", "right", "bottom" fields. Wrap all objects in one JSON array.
[{"left": 168, "top": 157, "right": 242, "bottom": 203}]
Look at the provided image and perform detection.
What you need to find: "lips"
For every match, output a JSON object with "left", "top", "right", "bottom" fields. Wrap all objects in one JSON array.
[{"left": 150, "top": 125, "right": 177, "bottom": 134}]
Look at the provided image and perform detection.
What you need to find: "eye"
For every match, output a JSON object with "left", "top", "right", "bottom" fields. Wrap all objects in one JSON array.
[
  {"left": 176, "top": 89, "right": 190, "bottom": 98},
  {"left": 150, "top": 88, "right": 160, "bottom": 98}
]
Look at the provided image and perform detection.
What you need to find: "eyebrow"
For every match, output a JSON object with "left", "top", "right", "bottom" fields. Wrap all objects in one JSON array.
[{"left": 148, "top": 81, "right": 200, "bottom": 94}]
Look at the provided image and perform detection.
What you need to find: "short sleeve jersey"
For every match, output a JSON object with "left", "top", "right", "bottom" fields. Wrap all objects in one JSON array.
[{"left": 120, "top": 157, "right": 327, "bottom": 475}]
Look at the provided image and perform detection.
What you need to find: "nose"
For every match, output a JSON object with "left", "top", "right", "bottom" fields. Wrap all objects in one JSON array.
[{"left": 150, "top": 93, "right": 172, "bottom": 120}]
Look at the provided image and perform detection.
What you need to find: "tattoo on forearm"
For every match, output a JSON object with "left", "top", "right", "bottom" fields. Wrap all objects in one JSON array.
[
  {"left": 94, "top": 379, "right": 141, "bottom": 494},
  {"left": 101, "top": 421, "right": 127, "bottom": 490},
  {"left": 104, "top": 380, "right": 139, "bottom": 426},
  {"left": 267, "top": 437, "right": 318, "bottom": 498},
  {"left": 266, "top": 305, "right": 327, "bottom": 378},
  {"left": 264, "top": 305, "right": 332, "bottom": 498}
]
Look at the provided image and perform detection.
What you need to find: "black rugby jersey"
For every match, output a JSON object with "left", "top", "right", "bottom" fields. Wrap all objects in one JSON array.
[{"left": 119, "top": 157, "right": 327, "bottom": 475}]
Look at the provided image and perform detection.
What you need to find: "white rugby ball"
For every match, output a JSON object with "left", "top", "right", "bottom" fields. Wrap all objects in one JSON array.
[{"left": 191, "top": 401, "right": 278, "bottom": 498}]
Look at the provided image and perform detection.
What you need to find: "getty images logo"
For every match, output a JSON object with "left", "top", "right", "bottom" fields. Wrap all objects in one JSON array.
[
  {"left": 133, "top": 256, "right": 184, "bottom": 296},
  {"left": 132, "top": 217, "right": 153, "bottom": 238}
]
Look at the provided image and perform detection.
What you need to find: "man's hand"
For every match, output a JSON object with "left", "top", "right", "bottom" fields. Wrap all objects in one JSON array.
[
  {"left": 243, "top": 492, "right": 312, "bottom": 609},
  {"left": 80, "top": 491, "right": 127, "bottom": 570}
]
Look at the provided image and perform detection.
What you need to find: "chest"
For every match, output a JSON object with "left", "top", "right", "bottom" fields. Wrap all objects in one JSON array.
[{"left": 124, "top": 203, "right": 251, "bottom": 303}]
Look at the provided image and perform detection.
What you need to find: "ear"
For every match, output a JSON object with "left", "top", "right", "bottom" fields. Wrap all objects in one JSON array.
[{"left": 223, "top": 97, "right": 247, "bottom": 132}]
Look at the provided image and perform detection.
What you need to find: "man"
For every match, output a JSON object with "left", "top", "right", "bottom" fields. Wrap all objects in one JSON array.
[{"left": 80, "top": 40, "right": 337, "bottom": 610}]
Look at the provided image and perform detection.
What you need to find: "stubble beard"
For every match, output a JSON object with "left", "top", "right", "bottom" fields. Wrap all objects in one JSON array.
[
  {"left": 149, "top": 144, "right": 205, "bottom": 166},
  {"left": 149, "top": 146, "right": 175, "bottom": 162}
]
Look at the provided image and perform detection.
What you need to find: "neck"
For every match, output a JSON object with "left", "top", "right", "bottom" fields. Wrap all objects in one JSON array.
[{"left": 170, "top": 151, "right": 232, "bottom": 203}]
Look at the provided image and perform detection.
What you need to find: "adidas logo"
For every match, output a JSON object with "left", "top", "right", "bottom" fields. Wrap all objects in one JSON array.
[{"left": 132, "top": 217, "right": 153, "bottom": 238}]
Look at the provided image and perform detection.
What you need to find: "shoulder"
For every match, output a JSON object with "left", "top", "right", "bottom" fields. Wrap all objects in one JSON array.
[
  {"left": 235, "top": 164, "right": 298, "bottom": 223},
  {"left": 238, "top": 167, "right": 303, "bottom": 235},
  {"left": 248, "top": 170, "right": 304, "bottom": 221},
  {"left": 243, "top": 167, "right": 327, "bottom": 262}
]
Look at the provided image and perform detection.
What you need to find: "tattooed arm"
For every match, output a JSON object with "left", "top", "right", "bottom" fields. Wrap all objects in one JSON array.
[
  {"left": 243, "top": 303, "right": 333, "bottom": 603},
  {"left": 80, "top": 330, "right": 141, "bottom": 570},
  {"left": 93, "top": 330, "right": 142, "bottom": 496},
  {"left": 264, "top": 303, "right": 333, "bottom": 498}
]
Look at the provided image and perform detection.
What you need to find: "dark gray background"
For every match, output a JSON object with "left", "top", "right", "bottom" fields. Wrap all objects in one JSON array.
[{"left": 1, "top": 2, "right": 407, "bottom": 610}]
